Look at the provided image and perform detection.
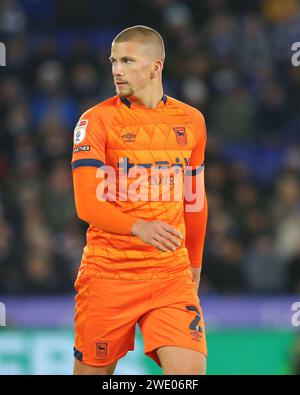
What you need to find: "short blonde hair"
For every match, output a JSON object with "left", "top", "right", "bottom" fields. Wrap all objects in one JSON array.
[{"left": 113, "top": 25, "right": 165, "bottom": 61}]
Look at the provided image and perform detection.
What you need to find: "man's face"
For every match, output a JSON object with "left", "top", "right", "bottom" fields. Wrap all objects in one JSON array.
[{"left": 110, "top": 41, "right": 155, "bottom": 97}]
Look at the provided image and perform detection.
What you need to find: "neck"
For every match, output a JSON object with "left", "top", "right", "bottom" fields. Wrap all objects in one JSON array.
[{"left": 128, "top": 83, "right": 164, "bottom": 109}]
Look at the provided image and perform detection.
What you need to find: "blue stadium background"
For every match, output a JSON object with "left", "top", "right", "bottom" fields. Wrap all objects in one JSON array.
[{"left": 0, "top": 0, "right": 299, "bottom": 374}]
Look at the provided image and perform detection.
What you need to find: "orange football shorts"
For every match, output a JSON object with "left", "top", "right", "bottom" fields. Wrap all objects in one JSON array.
[{"left": 73, "top": 264, "right": 207, "bottom": 367}]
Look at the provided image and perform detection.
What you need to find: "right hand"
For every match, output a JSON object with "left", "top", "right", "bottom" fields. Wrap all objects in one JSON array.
[{"left": 131, "top": 219, "right": 183, "bottom": 253}]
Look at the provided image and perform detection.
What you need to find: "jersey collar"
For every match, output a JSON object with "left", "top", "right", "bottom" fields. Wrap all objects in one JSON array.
[{"left": 120, "top": 94, "right": 167, "bottom": 109}]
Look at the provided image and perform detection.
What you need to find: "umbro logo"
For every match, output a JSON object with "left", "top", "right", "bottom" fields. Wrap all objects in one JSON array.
[
  {"left": 121, "top": 132, "right": 136, "bottom": 142},
  {"left": 190, "top": 331, "right": 202, "bottom": 341}
]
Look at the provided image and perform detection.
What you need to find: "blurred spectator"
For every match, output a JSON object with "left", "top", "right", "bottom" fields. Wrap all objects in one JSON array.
[
  {"left": 42, "top": 161, "right": 75, "bottom": 233},
  {"left": 286, "top": 244, "right": 300, "bottom": 294},
  {"left": 0, "top": 0, "right": 26, "bottom": 34},
  {"left": 271, "top": 172, "right": 300, "bottom": 261},
  {"left": 243, "top": 233, "right": 286, "bottom": 294},
  {"left": 22, "top": 250, "right": 73, "bottom": 295},
  {"left": 204, "top": 237, "right": 245, "bottom": 294},
  {"left": 210, "top": 81, "right": 256, "bottom": 142}
]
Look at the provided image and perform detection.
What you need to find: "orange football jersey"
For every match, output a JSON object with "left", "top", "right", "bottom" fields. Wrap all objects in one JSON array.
[{"left": 71, "top": 95, "right": 206, "bottom": 280}]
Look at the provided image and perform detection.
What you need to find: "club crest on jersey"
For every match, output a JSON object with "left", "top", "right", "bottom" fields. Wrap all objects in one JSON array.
[
  {"left": 95, "top": 341, "right": 109, "bottom": 359},
  {"left": 74, "top": 119, "right": 88, "bottom": 145},
  {"left": 173, "top": 126, "right": 187, "bottom": 145},
  {"left": 121, "top": 132, "right": 136, "bottom": 143}
]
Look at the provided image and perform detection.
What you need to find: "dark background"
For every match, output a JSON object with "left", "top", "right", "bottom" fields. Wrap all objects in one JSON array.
[{"left": 0, "top": 0, "right": 300, "bottom": 296}]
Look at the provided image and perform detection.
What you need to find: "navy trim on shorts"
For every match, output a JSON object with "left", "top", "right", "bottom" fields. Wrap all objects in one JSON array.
[{"left": 74, "top": 347, "right": 83, "bottom": 362}]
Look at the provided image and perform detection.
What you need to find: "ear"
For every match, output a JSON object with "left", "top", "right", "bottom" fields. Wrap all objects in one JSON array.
[{"left": 151, "top": 60, "right": 163, "bottom": 77}]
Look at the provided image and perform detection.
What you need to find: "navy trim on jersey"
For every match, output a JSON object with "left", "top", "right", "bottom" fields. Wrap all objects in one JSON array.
[
  {"left": 120, "top": 97, "right": 132, "bottom": 108},
  {"left": 185, "top": 163, "right": 205, "bottom": 176},
  {"left": 71, "top": 158, "right": 105, "bottom": 170},
  {"left": 121, "top": 94, "right": 167, "bottom": 109}
]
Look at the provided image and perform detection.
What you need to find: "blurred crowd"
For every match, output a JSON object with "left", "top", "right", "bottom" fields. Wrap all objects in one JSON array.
[{"left": 0, "top": 0, "right": 300, "bottom": 295}]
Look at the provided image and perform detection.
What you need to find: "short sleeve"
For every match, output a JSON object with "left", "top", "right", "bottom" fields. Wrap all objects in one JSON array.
[{"left": 71, "top": 109, "right": 107, "bottom": 171}]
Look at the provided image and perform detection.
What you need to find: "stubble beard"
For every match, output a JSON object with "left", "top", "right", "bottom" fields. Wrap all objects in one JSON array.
[{"left": 116, "top": 85, "right": 133, "bottom": 98}]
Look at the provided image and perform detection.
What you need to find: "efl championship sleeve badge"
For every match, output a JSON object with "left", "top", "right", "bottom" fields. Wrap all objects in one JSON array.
[{"left": 74, "top": 119, "right": 89, "bottom": 145}]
